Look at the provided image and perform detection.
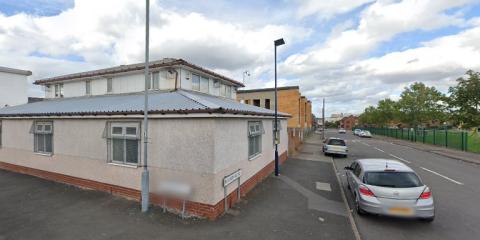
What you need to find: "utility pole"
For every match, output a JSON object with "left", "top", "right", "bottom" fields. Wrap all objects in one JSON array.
[
  {"left": 141, "top": 0, "right": 150, "bottom": 213},
  {"left": 322, "top": 98, "right": 325, "bottom": 140}
]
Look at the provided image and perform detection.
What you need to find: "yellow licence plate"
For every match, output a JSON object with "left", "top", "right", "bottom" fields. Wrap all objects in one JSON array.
[{"left": 389, "top": 207, "right": 414, "bottom": 216}]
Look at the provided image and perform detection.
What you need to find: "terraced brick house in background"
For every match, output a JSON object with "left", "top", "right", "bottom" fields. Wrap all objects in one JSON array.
[
  {"left": 0, "top": 58, "right": 289, "bottom": 219},
  {"left": 340, "top": 115, "right": 359, "bottom": 130},
  {"left": 236, "top": 86, "right": 314, "bottom": 153}
]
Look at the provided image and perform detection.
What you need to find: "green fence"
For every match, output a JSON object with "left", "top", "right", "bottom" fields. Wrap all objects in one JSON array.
[{"left": 362, "top": 127, "right": 480, "bottom": 154}]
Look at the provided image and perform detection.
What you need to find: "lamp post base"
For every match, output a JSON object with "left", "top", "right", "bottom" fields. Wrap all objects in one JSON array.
[
  {"left": 141, "top": 169, "right": 150, "bottom": 212},
  {"left": 274, "top": 149, "right": 279, "bottom": 176}
]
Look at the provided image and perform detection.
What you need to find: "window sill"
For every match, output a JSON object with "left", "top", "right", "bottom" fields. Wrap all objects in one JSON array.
[
  {"left": 108, "top": 162, "right": 139, "bottom": 169},
  {"left": 34, "top": 152, "right": 53, "bottom": 157},
  {"left": 248, "top": 153, "right": 262, "bottom": 161}
]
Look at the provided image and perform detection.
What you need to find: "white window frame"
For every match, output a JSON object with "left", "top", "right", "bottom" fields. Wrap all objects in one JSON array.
[
  {"left": 86, "top": 80, "right": 91, "bottom": 95},
  {"left": 220, "top": 84, "right": 226, "bottom": 97},
  {"left": 200, "top": 76, "right": 209, "bottom": 93},
  {"left": 54, "top": 84, "right": 64, "bottom": 98},
  {"left": 226, "top": 85, "right": 232, "bottom": 98},
  {"left": 192, "top": 74, "right": 200, "bottom": 91},
  {"left": 147, "top": 72, "right": 160, "bottom": 90},
  {"left": 34, "top": 121, "right": 53, "bottom": 155},
  {"left": 107, "top": 122, "right": 141, "bottom": 166},
  {"left": 213, "top": 80, "right": 220, "bottom": 88},
  {"left": 248, "top": 121, "right": 264, "bottom": 159},
  {"left": 107, "top": 78, "right": 113, "bottom": 93}
]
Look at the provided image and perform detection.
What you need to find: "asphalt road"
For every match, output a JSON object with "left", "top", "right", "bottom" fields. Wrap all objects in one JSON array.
[{"left": 328, "top": 129, "right": 480, "bottom": 240}]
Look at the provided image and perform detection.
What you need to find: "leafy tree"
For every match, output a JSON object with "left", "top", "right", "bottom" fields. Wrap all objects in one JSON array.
[
  {"left": 376, "top": 98, "right": 399, "bottom": 126},
  {"left": 359, "top": 99, "right": 399, "bottom": 127},
  {"left": 448, "top": 70, "right": 480, "bottom": 128},
  {"left": 359, "top": 106, "right": 379, "bottom": 126},
  {"left": 397, "top": 82, "right": 447, "bottom": 127}
]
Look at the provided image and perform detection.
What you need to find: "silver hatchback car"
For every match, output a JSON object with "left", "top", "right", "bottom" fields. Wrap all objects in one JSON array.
[{"left": 345, "top": 159, "right": 435, "bottom": 222}]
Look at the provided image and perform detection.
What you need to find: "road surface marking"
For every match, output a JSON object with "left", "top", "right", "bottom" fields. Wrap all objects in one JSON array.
[
  {"left": 316, "top": 182, "right": 332, "bottom": 191},
  {"left": 374, "top": 147, "right": 385, "bottom": 153},
  {"left": 361, "top": 142, "right": 371, "bottom": 147},
  {"left": 420, "top": 167, "right": 464, "bottom": 185},
  {"left": 388, "top": 154, "right": 411, "bottom": 163}
]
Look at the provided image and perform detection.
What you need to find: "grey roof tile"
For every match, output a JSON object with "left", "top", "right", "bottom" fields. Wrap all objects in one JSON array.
[{"left": 0, "top": 90, "right": 290, "bottom": 117}]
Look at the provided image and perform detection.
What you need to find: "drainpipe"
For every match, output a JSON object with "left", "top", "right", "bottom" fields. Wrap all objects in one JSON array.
[{"left": 171, "top": 68, "right": 179, "bottom": 90}]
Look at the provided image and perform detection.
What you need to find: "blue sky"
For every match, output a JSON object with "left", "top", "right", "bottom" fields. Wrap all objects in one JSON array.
[{"left": 1, "top": 0, "right": 480, "bottom": 116}]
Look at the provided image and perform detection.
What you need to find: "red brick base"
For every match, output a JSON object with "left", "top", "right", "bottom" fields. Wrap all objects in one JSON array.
[{"left": 0, "top": 151, "right": 288, "bottom": 220}]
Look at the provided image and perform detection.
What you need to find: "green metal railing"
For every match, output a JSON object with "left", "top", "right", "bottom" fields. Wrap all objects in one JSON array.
[{"left": 358, "top": 127, "right": 480, "bottom": 154}]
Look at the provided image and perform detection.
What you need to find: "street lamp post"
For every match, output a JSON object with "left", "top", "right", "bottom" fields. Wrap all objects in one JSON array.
[
  {"left": 274, "top": 38, "right": 285, "bottom": 177},
  {"left": 141, "top": 0, "right": 150, "bottom": 213}
]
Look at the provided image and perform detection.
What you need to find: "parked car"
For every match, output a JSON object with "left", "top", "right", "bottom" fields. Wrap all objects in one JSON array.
[
  {"left": 344, "top": 159, "right": 435, "bottom": 222},
  {"left": 323, "top": 137, "right": 348, "bottom": 157},
  {"left": 338, "top": 128, "right": 346, "bottom": 134},
  {"left": 359, "top": 130, "right": 372, "bottom": 138},
  {"left": 354, "top": 129, "right": 362, "bottom": 136}
]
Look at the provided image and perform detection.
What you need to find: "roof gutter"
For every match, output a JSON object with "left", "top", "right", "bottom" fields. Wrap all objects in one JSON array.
[
  {"left": 0, "top": 109, "right": 291, "bottom": 119},
  {"left": 33, "top": 59, "right": 245, "bottom": 87}
]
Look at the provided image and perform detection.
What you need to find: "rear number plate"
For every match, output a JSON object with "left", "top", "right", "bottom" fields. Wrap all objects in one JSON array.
[{"left": 389, "top": 207, "right": 414, "bottom": 216}]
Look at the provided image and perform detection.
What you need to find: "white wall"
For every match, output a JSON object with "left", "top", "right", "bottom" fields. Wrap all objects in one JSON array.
[
  {"left": 45, "top": 67, "right": 238, "bottom": 100},
  {"left": 0, "top": 116, "right": 288, "bottom": 206},
  {"left": 63, "top": 80, "right": 85, "bottom": 97},
  {"left": 0, "top": 72, "right": 28, "bottom": 107}
]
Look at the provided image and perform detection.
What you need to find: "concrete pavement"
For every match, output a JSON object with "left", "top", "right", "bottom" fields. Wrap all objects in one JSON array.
[{"left": 0, "top": 133, "right": 355, "bottom": 240}]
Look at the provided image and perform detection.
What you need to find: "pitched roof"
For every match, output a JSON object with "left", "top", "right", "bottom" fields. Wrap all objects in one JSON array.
[
  {"left": 33, "top": 58, "right": 244, "bottom": 87},
  {"left": 0, "top": 90, "right": 290, "bottom": 118},
  {"left": 0, "top": 66, "right": 32, "bottom": 76}
]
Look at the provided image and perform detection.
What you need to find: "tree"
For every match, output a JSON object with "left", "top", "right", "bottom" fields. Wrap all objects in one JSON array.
[
  {"left": 359, "top": 106, "right": 380, "bottom": 126},
  {"left": 397, "top": 82, "right": 447, "bottom": 127},
  {"left": 448, "top": 70, "right": 480, "bottom": 128},
  {"left": 376, "top": 98, "right": 399, "bottom": 126},
  {"left": 359, "top": 99, "right": 399, "bottom": 127}
]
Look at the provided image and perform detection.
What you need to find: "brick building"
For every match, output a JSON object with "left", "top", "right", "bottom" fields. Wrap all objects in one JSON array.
[
  {"left": 236, "top": 86, "right": 313, "bottom": 129},
  {"left": 236, "top": 86, "right": 314, "bottom": 153},
  {"left": 340, "top": 115, "right": 359, "bottom": 130}
]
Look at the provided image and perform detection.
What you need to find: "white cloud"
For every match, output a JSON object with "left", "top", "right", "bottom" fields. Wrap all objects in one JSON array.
[
  {"left": 0, "top": 0, "right": 311, "bottom": 96},
  {"left": 281, "top": 0, "right": 479, "bottom": 116},
  {"left": 296, "top": 0, "right": 375, "bottom": 19},
  {"left": 284, "top": 0, "right": 473, "bottom": 76}
]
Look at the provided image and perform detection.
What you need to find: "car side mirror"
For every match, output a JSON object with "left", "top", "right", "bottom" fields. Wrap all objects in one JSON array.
[{"left": 344, "top": 166, "right": 353, "bottom": 171}]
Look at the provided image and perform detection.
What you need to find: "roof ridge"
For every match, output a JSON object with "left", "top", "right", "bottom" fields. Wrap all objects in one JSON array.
[{"left": 176, "top": 90, "right": 221, "bottom": 109}]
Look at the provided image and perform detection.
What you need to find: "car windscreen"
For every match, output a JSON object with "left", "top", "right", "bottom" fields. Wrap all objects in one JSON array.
[
  {"left": 363, "top": 171, "right": 422, "bottom": 188},
  {"left": 328, "top": 139, "right": 346, "bottom": 146}
]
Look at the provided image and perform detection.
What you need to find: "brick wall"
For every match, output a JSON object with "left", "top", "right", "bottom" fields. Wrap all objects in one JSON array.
[
  {"left": 340, "top": 116, "right": 359, "bottom": 130},
  {"left": 0, "top": 151, "right": 288, "bottom": 220},
  {"left": 277, "top": 89, "right": 301, "bottom": 128},
  {"left": 287, "top": 128, "right": 302, "bottom": 153}
]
